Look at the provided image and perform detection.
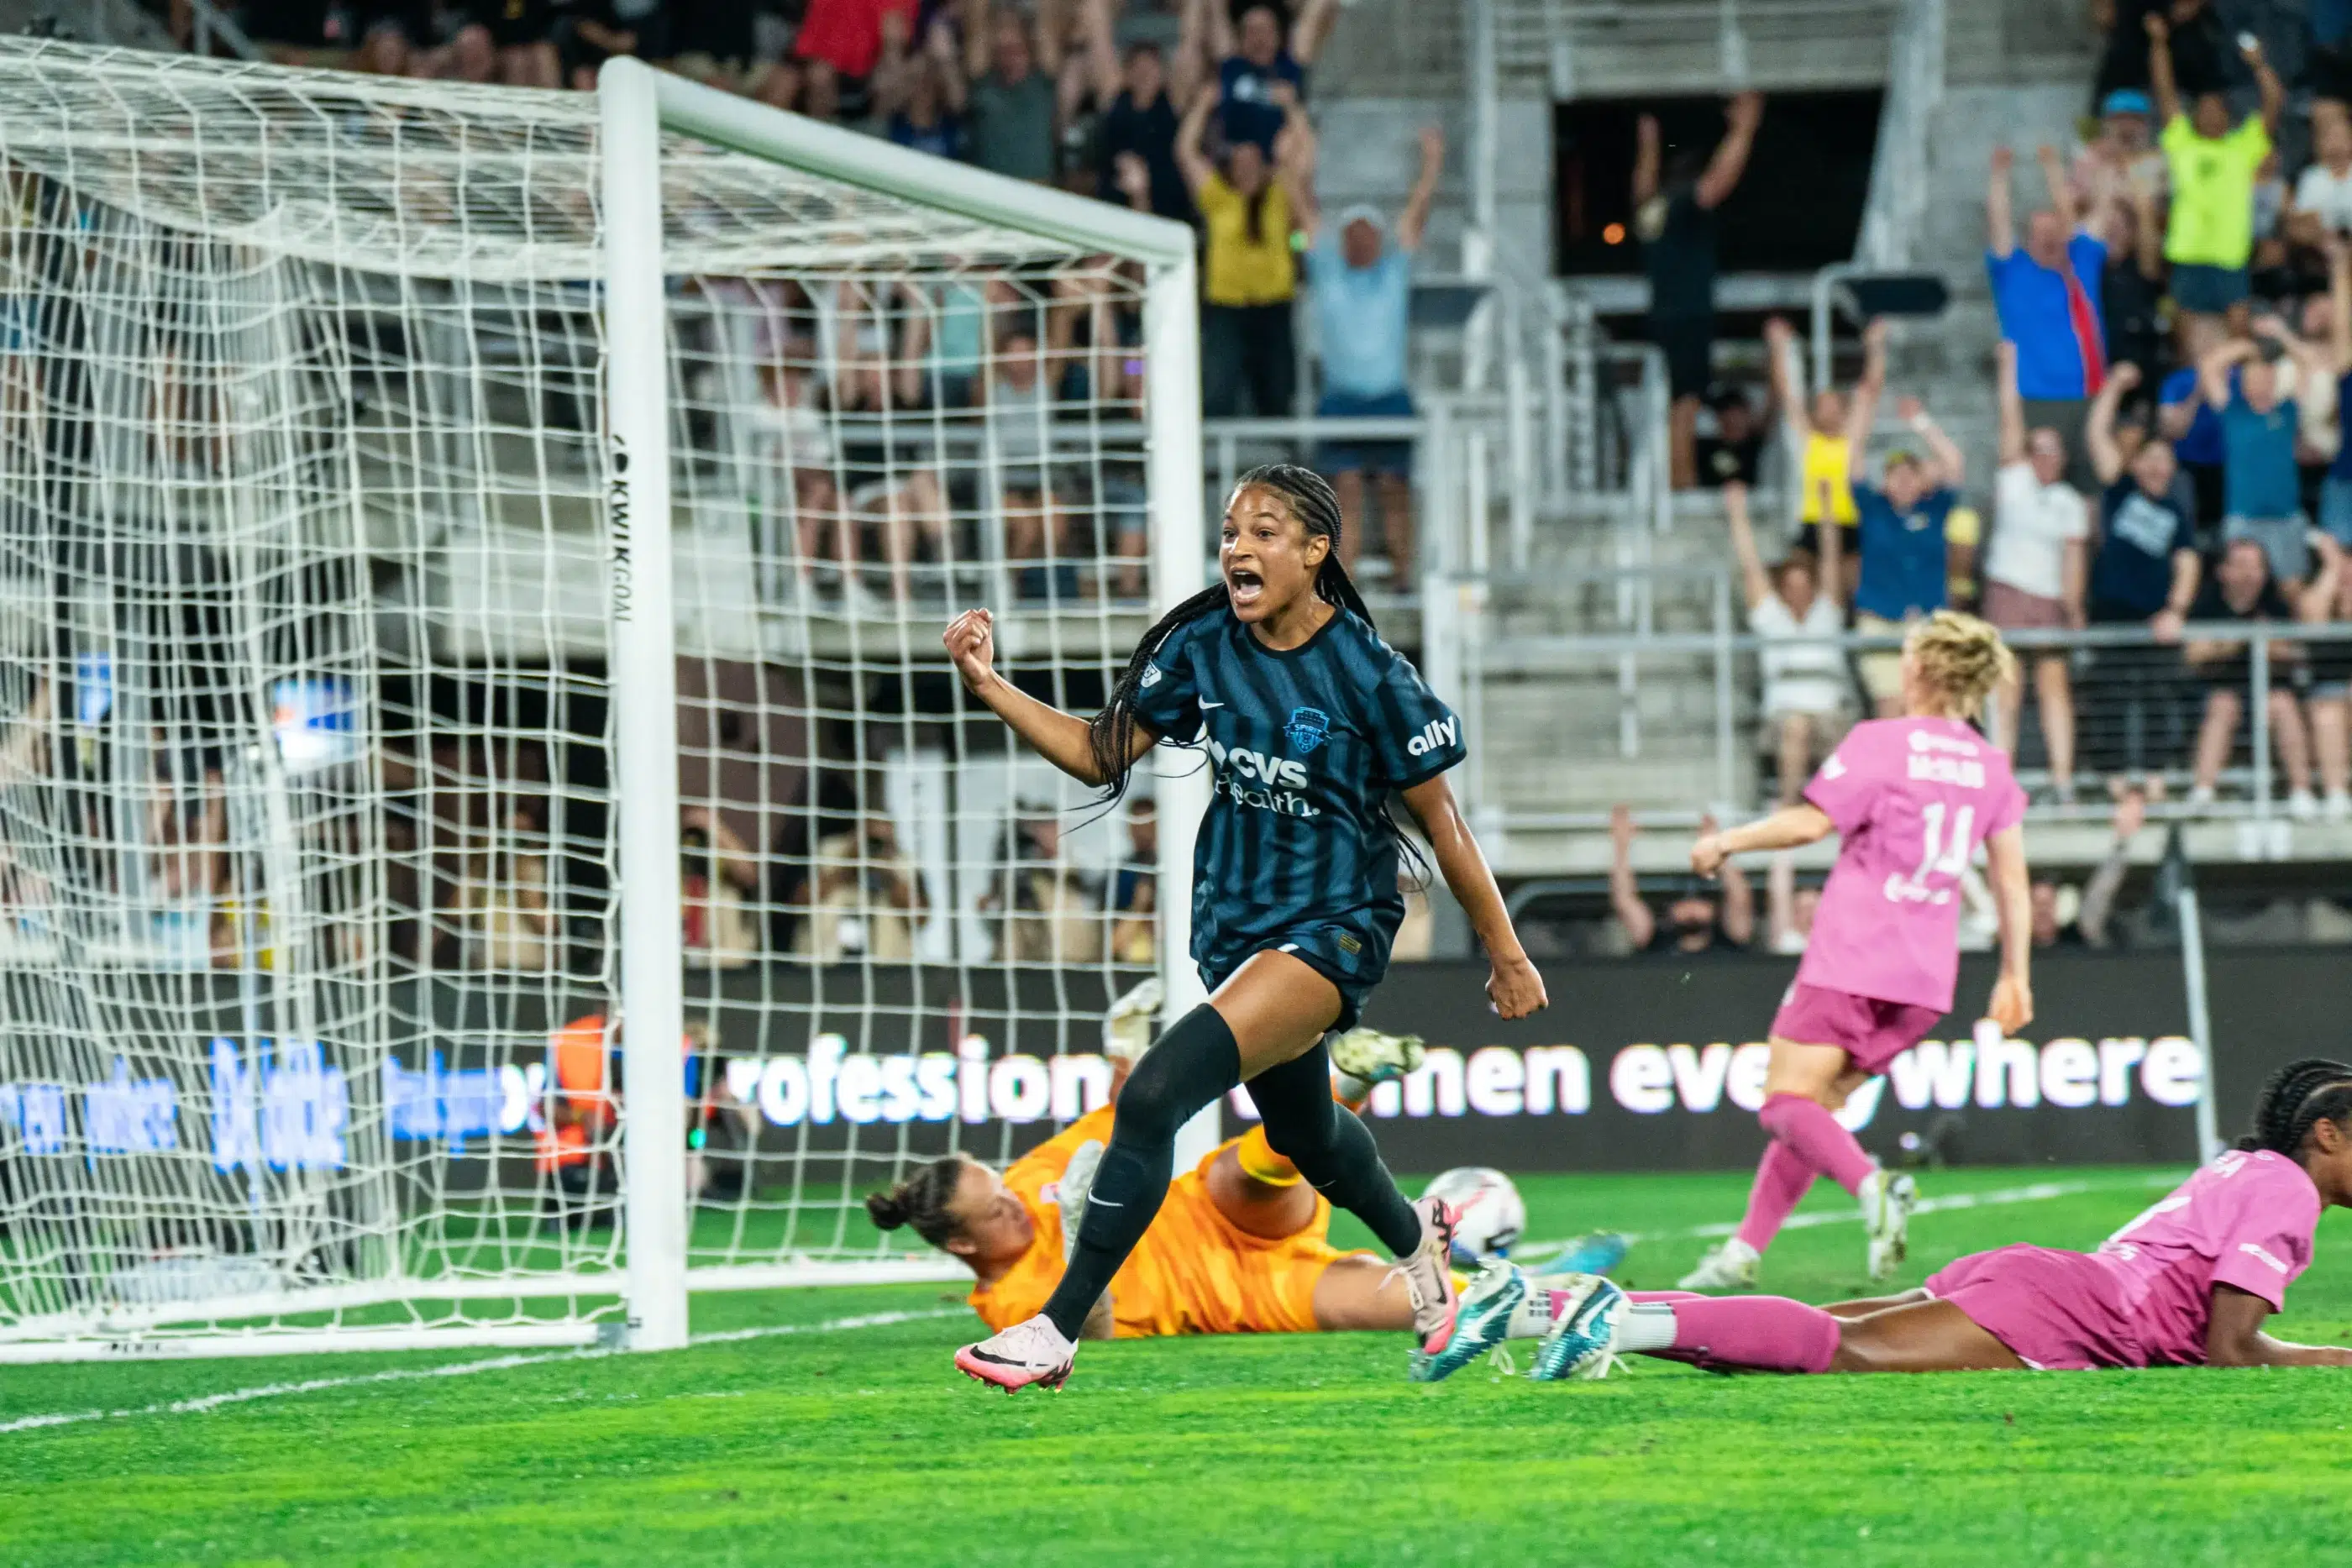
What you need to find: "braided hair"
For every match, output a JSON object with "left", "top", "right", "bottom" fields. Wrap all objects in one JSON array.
[
  {"left": 2236, "top": 1057, "right": 2352, "bottom": 1156},
  {"left": 1084, "top": 463, "right": 1375, "bottom": 800},
  {"left": 864, "top": 1155, "right": 974, "bottom": 1249}
]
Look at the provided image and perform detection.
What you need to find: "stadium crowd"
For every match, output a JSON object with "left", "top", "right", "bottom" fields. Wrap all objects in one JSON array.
[
  {"left": 1662, "top": 7, "right": 2352, "bottom": 824},
  {"left": 224, "top": 0, "right": 1434, "bottom": 585},
  {"left": 139, "top": 0, "right": 2352, "bottom": 980}
]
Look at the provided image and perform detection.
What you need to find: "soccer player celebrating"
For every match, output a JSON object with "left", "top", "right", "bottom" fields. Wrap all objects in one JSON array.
[
  {"left": 1677, "top": 611, "right": 2034, "bottom": 1290},
  {"left": 1530, "top": 1057, "right": 2352, "bottom": 1379},
  {"left": 941, "top": 462, "right": 1547, "bottom": 1391}
]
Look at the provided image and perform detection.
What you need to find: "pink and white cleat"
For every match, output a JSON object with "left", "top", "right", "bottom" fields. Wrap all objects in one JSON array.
[
  {"left": 1391, "top": 1196, "right": 1462, "bottom": 1356},
  {"left": 954, "top": 1314, "right": 1078, "bottom": 1393}
]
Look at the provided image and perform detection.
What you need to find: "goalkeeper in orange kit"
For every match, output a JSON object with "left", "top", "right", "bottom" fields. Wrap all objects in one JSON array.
[{"left": 869, "top": 983, "right": 1599, "bottom": 1344}]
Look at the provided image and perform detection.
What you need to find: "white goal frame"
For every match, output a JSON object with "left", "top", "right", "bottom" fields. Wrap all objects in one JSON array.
[
  {"left": 0, "top": 50, "right": 1208, "bottom": 1364},
  {"left": 598, "top": 60, "right": 1210, "bottom": 1353}
]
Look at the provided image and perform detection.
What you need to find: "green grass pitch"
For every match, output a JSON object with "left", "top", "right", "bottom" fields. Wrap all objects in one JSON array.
[{"left": 6, "top": 1163, "right": 2352, "bottom": 1567}]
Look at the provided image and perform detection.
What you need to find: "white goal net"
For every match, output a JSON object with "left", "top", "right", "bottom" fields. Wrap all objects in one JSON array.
[{"left": 0, "top": 43, "right": 1205, "bottom": 1360}]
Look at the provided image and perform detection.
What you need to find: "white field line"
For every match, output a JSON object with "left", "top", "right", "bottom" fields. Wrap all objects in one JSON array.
[
  {"left": 1516, "top": 1170, "right": 2187, "bottom": 1257},
  {"left": 0, "top": 1306, "right": 968, "bottom": 1439}
]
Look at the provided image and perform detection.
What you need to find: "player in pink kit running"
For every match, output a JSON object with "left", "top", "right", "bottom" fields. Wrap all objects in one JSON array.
[
  {"left": 1681, "top": 611, "right": 2034, "bottom": 1290},
  {"left": 1529, "top": 1057, "right": 2352, "bottom": 1379}
]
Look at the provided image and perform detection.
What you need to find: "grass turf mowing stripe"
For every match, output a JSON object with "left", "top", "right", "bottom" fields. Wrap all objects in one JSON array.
[{"left": 0, "top": 1307, "right": 969, "bottom": 1438}]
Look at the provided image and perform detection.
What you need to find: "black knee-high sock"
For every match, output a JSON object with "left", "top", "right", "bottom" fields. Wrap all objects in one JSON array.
[
  {"left": 1246, "top": 1038, "right": 1424, "bottom": 1257},
  {"left": 1038, "top": 1004, "right": 1241, "bottom": 1340}
]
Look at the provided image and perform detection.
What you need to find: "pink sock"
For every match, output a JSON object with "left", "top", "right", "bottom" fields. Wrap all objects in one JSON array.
[
  {"left": 1627, "top": 1291, "right": 1708, "bottom": 1304},
  {"left": 1733, "top": 1137, "right": 1819, "bottom": 1252},
  {"left": 1664, "top": 1295, "right": 1841, "bottom": 1374},
  {"left": 1758, "top": 1092, "right": 1877, "bottom": 1198}
]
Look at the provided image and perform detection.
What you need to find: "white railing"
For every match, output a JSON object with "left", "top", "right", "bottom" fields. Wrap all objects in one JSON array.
[
  {"left": 1449, "top": 616, "right": 2352, "bottom": 834},
  {"left": 1507, "top": 0, "right": 1903, "bottom": 97}
]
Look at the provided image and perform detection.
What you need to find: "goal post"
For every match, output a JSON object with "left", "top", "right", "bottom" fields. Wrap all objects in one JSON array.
[
  {"left": 0, "top": 41, "right": 1209, "bottom": 1361},
  {"left": 598, "top": 60, "right": 1209, "bottom": 1351}
]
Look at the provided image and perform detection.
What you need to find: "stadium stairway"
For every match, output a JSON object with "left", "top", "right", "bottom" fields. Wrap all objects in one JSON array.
[{"left": 1308, "top": 1, "right": 2284, "bottom": 876}]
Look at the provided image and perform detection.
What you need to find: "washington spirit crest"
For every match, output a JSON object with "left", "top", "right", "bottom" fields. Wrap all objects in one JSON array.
[{"left": 1284, "top": 706, "right": 1331, "bottom": 754}]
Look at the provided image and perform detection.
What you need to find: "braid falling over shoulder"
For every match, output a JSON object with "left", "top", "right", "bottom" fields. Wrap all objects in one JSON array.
[{"left": 1084, "top": 463, "right": 1377, "bottom": 800}]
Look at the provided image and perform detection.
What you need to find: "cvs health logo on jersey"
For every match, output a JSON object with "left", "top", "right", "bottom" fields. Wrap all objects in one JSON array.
[
  {"left": 1204, "top": 736, "right": 1319, "bottom": 817},
  {"left": 1405, "top": 716, "right": 1458, "bottom": 758}
]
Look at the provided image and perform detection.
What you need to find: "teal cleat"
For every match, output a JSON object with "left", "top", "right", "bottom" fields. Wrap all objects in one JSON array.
[
  {"left": 1528, "top": 1231, "right": 1630, "bottom": 1280},
  {"left": 1529, "top": 1274, "right": 1628, "bottom": 1382},
  {"left": 1408, "top": 1261, "right": 1526, "bottom": 1383}
]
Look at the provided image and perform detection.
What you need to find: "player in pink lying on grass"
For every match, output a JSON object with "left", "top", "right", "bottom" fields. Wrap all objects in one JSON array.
[
  {"left": 1530, "top": 1057, "right": 2352, "bottom": 1378},
  {"left": 1679, "top": 611, "right": 2034, "bottom": 1291}
]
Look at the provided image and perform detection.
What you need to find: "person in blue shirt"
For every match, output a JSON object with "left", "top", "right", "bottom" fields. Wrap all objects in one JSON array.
[
  {"left": 1303, "top": 123, "right": 1443, "bottom": 591},
  {"left": 941, "top": 463, "right": 1547, "bottom": 1392},
  {"left": 1987, "top": 143, "right": 2108, "bottom": 490},
  {"left": 2202, "top": 318, "right": 2330, "bottom": 592},
  {"left": 1841, "top": 319, "right": 1966, "bottom": 716},
  {"left": 871, "top": 17, "right": 965, "bottom": 163}
]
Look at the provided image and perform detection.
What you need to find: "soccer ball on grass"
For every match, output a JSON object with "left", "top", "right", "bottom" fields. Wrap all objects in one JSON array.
[{"left": 1421, "top": 1167, "right": 1526, "bottom": 1266}]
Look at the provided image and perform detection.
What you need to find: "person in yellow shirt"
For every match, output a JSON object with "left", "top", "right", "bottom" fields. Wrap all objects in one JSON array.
[
  {"left": 1763, "top": 315, "right": 1859, "bottom": 594},
  {"left": 2150, "top": 15, "right": 2282, "bottom": 349},
  {"left": 1177, "top": 77, "right": 1312, "bottom": 417}
]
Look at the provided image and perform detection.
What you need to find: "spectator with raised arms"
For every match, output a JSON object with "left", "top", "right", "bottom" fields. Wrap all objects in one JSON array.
[
  {"left": 963, "top": 0, "right": 1063, "bottom": 184},
  {"left": 2150, "top": 14, "right": 2283, "bottom": 353},
  {"left": 1635, "top": 92, "right": 1765, "bottom": 490},
  {"left": 2084, "top": 361, "right": 2201, "bottom": 794},
  {"left": 2202, "top": 314, "right": 2329, "bottom": 594},
  {"left": 1725, "top": 480, "right": 1849, "bottom": 806},
  {"left": 1843, "top": 319, "right": 1967, "bottom": 717},
  {"left": 1609, "top": 805, "right": 1752, "bottom": 956},
  {"left": 1210, "top": 0, "right": 1340, "bottom": 154},
  {"left": 1179, "top": 78, "right": 1313, "bottom": 418},
  {"left": 1085, "top": 0, "right": 1205, "bottom": 223},
  {"left": 1985, "top": 340, "right": 2090, "bottom": 802},
  {"left": 1987, "top": 144, "right": 2108, "bottom": 490},
  {"left": 869, "top": 8, "right": 966, "bottom": 159},
  {"left": 1762, "top": 315, "right": 1859, "bottom": 597},
  {"left": 1300, "top": 123, "right": 1445, "bottom": 592}
]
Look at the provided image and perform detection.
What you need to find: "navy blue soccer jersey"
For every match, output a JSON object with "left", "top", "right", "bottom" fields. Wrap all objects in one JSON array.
[{"left": 1126, "top": 606, "right": 1467, "bottom": 994}]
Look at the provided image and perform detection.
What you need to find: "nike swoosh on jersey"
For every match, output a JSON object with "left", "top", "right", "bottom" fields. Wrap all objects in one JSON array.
[{"left": 1200, "top": 700, "right": 1226, "bottom": 709}]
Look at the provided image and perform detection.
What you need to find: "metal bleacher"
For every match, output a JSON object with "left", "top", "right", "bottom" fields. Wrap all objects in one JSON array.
[
  {"left": 1317, "top": 0, "right": 2352, "bottom": 886},
  {"left": 110, "top": 0, "right": 2352, "bottom": 888}
]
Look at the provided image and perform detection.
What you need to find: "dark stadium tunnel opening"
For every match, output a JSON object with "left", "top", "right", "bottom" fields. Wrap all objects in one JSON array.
[{"left": 1554, "top": 90, "right": 1884, "bottom": 280}]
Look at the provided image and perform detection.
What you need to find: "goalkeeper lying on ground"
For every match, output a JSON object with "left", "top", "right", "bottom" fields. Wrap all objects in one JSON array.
[{"left": 868, "top": 983, "right": 1612, "bottom": 1346}]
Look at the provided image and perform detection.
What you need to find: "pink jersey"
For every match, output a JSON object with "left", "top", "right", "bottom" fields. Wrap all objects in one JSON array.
[
  {"left": 2093, "top": 1149, "right": 2321, "bottom": 1366},
  {"left": 1796, "top": 716, "right": 2026, "bottom": 1011}
]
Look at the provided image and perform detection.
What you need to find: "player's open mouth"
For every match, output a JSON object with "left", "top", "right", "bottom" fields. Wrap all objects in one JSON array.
[{"left": 1226, "top": 569, "right": 1263, "bottom": 606}]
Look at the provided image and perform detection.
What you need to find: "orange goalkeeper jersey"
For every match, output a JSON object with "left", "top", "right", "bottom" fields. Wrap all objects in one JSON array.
[{"left": 968, "top": 1109, "right": 1362, "bottom": 1338}]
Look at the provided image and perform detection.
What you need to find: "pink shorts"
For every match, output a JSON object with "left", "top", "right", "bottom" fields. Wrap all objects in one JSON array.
[
  {"left": 1924, "top": 1244, "right": 2139, "bottom": 1371},
  {"left": 1768, "top": 982, "right": 1944, "bottom": 1076}
]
